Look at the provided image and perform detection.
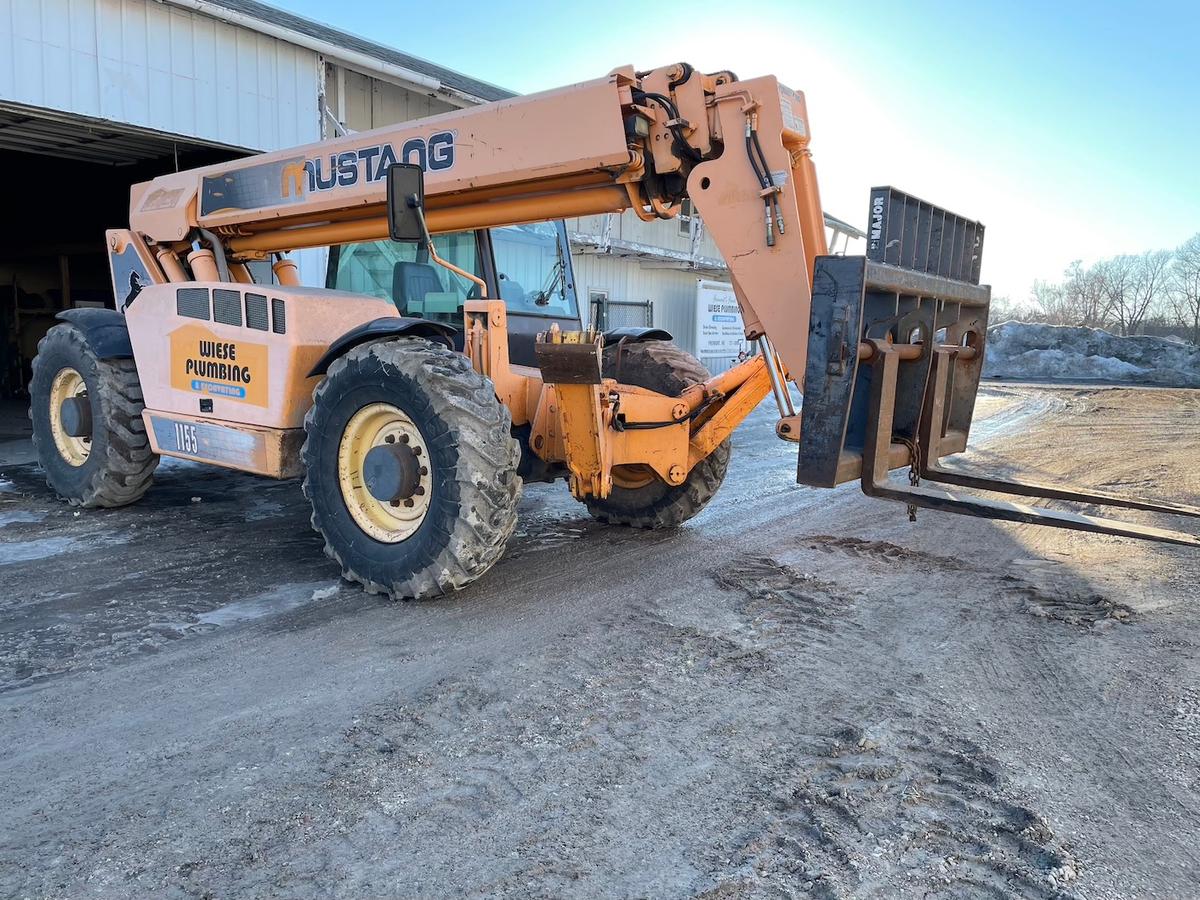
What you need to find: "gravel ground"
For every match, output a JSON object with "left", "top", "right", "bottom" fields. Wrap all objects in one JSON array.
[{"left": 1, "top": 384, "right": 1198, "bottom": 899}]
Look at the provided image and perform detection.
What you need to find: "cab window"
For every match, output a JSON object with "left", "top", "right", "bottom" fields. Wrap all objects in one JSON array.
[
  {"left": 491, "top": 222, "right": 577, "bottom": 318},
  {"left": 330, "top": 232, "right": 481, "bottom": 327},
  {"left": 330, "top": 222, "right": 577, "bottom": 323}
]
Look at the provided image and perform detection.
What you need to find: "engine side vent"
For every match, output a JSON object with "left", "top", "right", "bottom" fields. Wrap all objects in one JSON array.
[
  {"left": 245, "top": 293, "right": 269, "bottom": 331},
  {"left": 176, "top": 288, "right": 210, "bottom": 320},
  {"left": 213, "top": 289, "right": 242, "bottom": 327},
  {"left": 271, "top": 298, "right": 286, "bottom": 334}
]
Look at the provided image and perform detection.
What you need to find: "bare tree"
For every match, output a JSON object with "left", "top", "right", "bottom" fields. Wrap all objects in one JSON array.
[
  {"left": 1013, "top": 244, "right": 1188, "bottom": 338},
  {"left": 1097, "top": 252, "right": 1170, "bottom": 335},
  {"left": 1062, "top": 259, "right": 1108, "bottom": 327},
  {"left": 1096, "top": 255, "right": 1134, "bottom": 334},
  {"left": 989, "top": 294, "right": 1040, "bottom": 324},
  {"left": 1169, "top": 233, "right": 1200, "bottom": 345},
  {"left": 1029, "top": 279, "right": 1070, "bottom": 325},
  {"left": 1129, "top": 250, "right": 1173, "bottom": 335}
]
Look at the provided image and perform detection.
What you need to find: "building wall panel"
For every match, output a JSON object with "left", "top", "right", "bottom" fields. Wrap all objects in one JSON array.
[
  {"left": 0, "top": 0, "right": 320, "bottom": 152},
  {"left": 570, "top": 210, "right": 723, "bottom": 261},
  {"left": 571, "top": 251, "right": 739, "bottom": 373},
  {"left": 328, "top": 63, "right": 455, "bottom": 133}
]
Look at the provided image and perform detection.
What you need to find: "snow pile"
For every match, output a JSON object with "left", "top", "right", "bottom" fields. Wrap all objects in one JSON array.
[{"left": 984, "top": 321, "right": 1200, "bottom": 387}]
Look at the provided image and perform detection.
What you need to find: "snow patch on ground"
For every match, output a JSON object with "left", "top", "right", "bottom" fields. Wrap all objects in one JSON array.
[
  {"left": 0, "top": 536, "right": 81, "bottom": 564},
  {"left": 0, "top": 510, "right": 44, "bottom": 528},
  {"left": 0, "top": 531, "right": 131, "bottom": 565},
  {"left": 985, "top": 321, "right": 1200, "bottom": 387},
  {"left": 193, "top": 581, "right": 342, "bottom": 627}
]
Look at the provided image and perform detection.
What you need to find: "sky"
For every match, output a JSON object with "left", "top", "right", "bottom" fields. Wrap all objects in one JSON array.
[{"left": 273, "top": 0, "right": 1198, "bottom": 301}]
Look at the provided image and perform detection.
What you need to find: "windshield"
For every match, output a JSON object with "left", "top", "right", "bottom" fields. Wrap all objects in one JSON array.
[{"left": 491, "top": 222, "right": 577, "bottom": 318}]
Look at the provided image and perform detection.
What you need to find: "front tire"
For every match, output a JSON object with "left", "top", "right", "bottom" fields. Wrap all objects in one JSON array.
[
  {"left": 302, "top": 339, "right": 522, "bottom": 599},
  {"left": 28, "top": 323, "right": 158, "bottom": 508},
  {"left": 583, "top": 340, "right": 730, "bottom": 528}
]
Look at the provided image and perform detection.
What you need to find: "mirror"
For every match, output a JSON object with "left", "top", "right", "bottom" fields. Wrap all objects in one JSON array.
[{"left": 386, "top": 163, "right": 426, "bottom": 243}]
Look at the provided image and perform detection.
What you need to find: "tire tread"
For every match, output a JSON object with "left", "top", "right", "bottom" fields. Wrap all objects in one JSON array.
[
  {"left": 29, "top": 324, "right": 158, "bottom": 508},
  {"left": 301, "top": 338, "right": 521, "bottom": 600},
  {"left": 584, "top": 340, "right": 730, "bottom": 529}
]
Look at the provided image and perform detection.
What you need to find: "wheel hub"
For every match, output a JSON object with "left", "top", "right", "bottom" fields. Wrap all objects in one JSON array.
[
  {"left": 336, "top": 402, "right": 432, "bottom": 543},
  {"left": 363, "top": 442, "right": 421, "bottom": 503},
  {"left": 59, "top": 396, "right": 93, "bottom": 438}
]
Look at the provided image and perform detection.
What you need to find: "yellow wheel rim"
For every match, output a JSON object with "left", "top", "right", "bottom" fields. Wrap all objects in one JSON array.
[
  {"left": 337, "top": 402, "right": 433, "bottom": 543},
  {"left": 611, "top": 464, "right": 657, "bottom": 491},
  {"left": 48, "top": 367, "right": 90, "bottom": 466}
]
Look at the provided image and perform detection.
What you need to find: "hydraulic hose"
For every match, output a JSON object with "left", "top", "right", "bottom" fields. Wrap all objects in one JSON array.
[{"left": 198, "top": 228, "right": 232, "bottom": 283}]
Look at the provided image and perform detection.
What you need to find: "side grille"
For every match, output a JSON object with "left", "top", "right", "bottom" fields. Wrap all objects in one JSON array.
[
  {"left": 271, "top": 298, "right": 286, "bottom": 334},
  {"left": 866, "top": 186, "right": 985, "bottom": 285},
  {"left": 245, "top": 293, "right": 269, "bottom": 330},
  {"left": 176, "top": 288, "right": 210, "bottom": 320},
  {"left": 213, "top": 289, "right": 242, "bottom": 326}
]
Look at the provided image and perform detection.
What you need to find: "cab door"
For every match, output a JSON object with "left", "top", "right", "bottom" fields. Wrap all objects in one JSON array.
[
  {"left": 326, "top": 221, "right": 582, "bottom": 368},
  {"left": 482, "top": 221, "right": 581, "bottom": 367}
]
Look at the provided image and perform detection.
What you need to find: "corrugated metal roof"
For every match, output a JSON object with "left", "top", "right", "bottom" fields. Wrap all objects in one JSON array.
[
  {"left": 824, "top": 211, "right": 867, "bottom": 239},
  {"left": 0, "top": 102, "right": 246, "bottom": 165},
  {"left": 198, "top": 0, "right": 515, "bottom": 103}
]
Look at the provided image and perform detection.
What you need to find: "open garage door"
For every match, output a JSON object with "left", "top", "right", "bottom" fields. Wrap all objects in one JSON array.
[{"left": 0, "top": 103, "right": 249, "bottom": 399}]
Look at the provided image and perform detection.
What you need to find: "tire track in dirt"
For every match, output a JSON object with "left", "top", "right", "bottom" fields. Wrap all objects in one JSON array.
[
  {"left": 503, "top": 510, "right": 678, "bottom": 561},
  {"left": 803, "top": 534, "right": 970, "bottom": 572},
  {"left": 967, "top": 386, "right": 1069, "bottom": 444},
  {"left": 1001, "top": 576, "right": 1134, "bottom": 627},
  {"left": 982, "top": 621, "right": 1200, "bottom": 884},
  {"left": 800, "top": 532, "right": 1133, "bottom": 631},
  {"left": 698, "top": 550, "right": 1079, "bottom": 896},
  {"left": 714, "top": 554, "right": 858, "bottom": 638},
  {"left": 249, "top": 554, "right": 865, "bottom": 896},
  {"left": 709, "top": 723, "right": 1078, "bottom": 899}
]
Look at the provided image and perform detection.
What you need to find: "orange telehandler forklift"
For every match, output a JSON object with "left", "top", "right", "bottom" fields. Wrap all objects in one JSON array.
[{"left": 28, "top": 63, "right": 1200, "bottom": 598}]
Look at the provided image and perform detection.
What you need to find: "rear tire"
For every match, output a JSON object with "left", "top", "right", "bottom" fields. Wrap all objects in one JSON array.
[
  {"left": 302, "top": 338, "right": 522, "bottom": 599},
  {"left": 583, "top": 340, "right": 730, "bottom": 528},
  {"left": 28, "top": 323, "right": 158, "bottom": 508}
]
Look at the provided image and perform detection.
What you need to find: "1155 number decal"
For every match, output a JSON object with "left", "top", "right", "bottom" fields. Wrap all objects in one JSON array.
[{"left": 173, "top": 421, "right": 198, "bottom": 454}]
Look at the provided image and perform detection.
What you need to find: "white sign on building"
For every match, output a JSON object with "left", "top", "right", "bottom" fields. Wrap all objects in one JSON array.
[{"left": 695, "top": 279, "right": 750, "bottom": 359}]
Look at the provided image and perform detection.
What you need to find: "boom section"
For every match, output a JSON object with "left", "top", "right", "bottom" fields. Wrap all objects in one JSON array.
[
  {"left": 131, "top": 70, "right": 641, "bottom": 250},
  {"left": 130, "top": 63, "right": 829, "bottom": 386}
]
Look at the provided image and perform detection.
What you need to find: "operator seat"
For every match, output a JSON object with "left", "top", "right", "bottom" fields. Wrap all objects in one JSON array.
[
  {"left": 392, "top": 261, "right": 444, "bottom": 317},
  {"left": 498, "top": 274, "right": 526, "bottom": 305}
]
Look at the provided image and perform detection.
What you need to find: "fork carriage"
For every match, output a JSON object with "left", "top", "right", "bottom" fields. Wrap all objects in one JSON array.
[{"left": 798, "top": 188, "right": 1199, "bottom": 545}]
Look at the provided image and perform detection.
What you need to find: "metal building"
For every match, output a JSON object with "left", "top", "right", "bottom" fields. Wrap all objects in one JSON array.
[
  {"left": 0, "top": 0, "right": 865, "bottom": 396},
  {"left": 0, "top": 0, "right": 507, "bottom": 397}
]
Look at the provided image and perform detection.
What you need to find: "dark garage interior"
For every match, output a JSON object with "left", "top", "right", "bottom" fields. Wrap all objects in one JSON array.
[{"left": 0, "top": 105, "right": 244, "bottom": 401}]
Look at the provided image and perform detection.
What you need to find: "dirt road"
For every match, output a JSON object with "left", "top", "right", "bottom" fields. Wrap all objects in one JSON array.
[{"left": 2, "top": 384, "right": 1198, "bottom": 899}]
